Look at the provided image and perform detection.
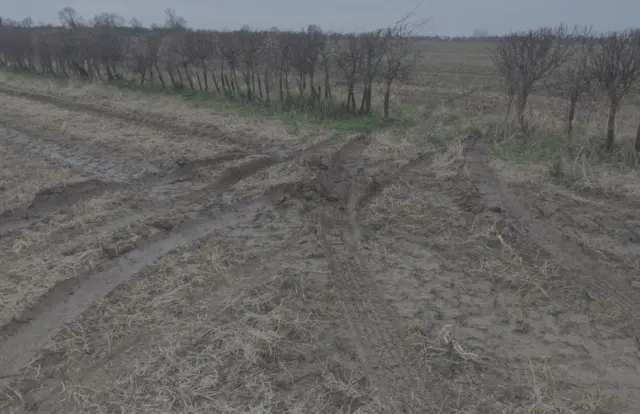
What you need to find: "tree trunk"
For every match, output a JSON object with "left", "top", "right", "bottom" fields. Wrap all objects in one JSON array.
[
  {"left": 244, "top": 73, "right": 252, "bottom": 101},
  {"left": 566, "top": 96, "right": 578, "bottom": 136},
  {"left": 219, "top": 60, "right": 226, "bottom": 93},
  {"left": 175, "top": 67, "right": 184, "bottom": 86},
  {"left": 105, "top": 64, "right": 114, "bottom": 81},
  {"left": 182, "top": 63, "right": 195, "bottom": 90},
  {"left": 195, "top": 72, "right": 204, "bottom": 91},
  {"left": 211, "top": 71, "right": 220, "bottom": 93},
  {"left": 265, "top": 73, "right": 271, "bottom": 104},
  {"left": 383, "top": 81, "right": 391, "bottom": 118},
  {"left": 168, "top": 69, "right": 178, "bottom": 88},
  {"left": 202, "top": 62, "right": 209, "bottom": 91},
  {"left": 635, "top": 122, "right": 640, "bottom": 153},
  {"left": 606, "top": 103, "right": 618, "bottom": 152},
  {"left": 347, "top": 82, "right": 356, "bottom": 112},
  {"left": 154, "top": 63, "right": 165, "bottom": 88},
  {"left": 504, "top": 92, "right": 514, "bottom": 136},
  {"left": 516, "top": 92, "right": 528, "bottom": 133},
  {"left": 284, "top": 71, "right": 291, "bottom": 98},
  {"left": 324, "top": 67, "right": 331, "bottom": 100}
]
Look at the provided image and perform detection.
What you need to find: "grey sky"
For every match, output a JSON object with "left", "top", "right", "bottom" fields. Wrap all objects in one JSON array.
[{"left": 5, "top": 0, "right": 640, "bottom": 36}]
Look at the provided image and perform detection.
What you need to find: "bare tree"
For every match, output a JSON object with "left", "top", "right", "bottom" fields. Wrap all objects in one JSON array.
[
  {"left": 590, "top": 30, "right": 640, "bottom": 151},
  {"left": 130, "top": 18, "right": 143, "bottom": 29},
  {"left": 92, "top": 13, "right": 125, "bottom": 28},
  {"left": 20, "top": 17, "right": 34, "bottom": 28},
  {"left": 381, "top": 23, "right": 417, "bottom": 119},
  {"left": 58, "top": 7, "right": 82, "bottom": 29},
  {"left": 552, "top": 26, "right": 596, "bottom": 136},
  {"left": 358, "top": 29, "right": 387, "bottom": 114},
  {"left": 492, "top": 26, "right": 573, "bottom": 132},
  {"left": 164, "top": 8, "right": 186, "bottom": 30},
  {"left": 334, "top": 33, "right": 363, "bottom": 112}
]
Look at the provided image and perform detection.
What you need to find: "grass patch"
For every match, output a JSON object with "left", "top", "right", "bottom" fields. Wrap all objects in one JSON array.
[
  {"left": 489, "top": 132, "right": 568, "bottom": 165},
  {"left": 490, "top": 126, "right": 640, "bottom": 170},
  {"left": 181, "top": 90, "right": 400, "bottom": 135}
]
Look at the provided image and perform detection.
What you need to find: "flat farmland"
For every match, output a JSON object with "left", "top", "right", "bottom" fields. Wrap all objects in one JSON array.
[{"left": 1, "top": 36, "right": 640, "bottom": 414}]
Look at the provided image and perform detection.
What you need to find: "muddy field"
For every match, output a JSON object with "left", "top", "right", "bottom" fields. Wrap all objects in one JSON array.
[{"left": 1, "top": 79, "right": 640, "bottom": 413}]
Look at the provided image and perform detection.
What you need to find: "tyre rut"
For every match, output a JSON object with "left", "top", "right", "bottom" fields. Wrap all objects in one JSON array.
[
  {"left": 314, "top": 136, "right": 441, "bottom": 412},
  {"left": 0, "top": 83, "right": 448, "bottom": 410},
  {"left": 0, "top": 178, "right": 122, "bottom": 236},
  {"left": 465, "top": 138, "right": 640, "bottom": 325},
  {"left": 0, "top": 84, "right": 337, "bottom": 160},
  {"left": 0, "top": 194, "right": 279, "bottom": 391},
  {"left": 0, "top": 132, "right": 350, "bottom": 391},
  {"left": 1, "top": 126, "right": 146, "bottom": 182}
]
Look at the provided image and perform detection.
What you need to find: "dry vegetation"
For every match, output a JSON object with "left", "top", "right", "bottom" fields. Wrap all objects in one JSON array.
[{"left": 1, "top": 6, "right": 640, "bottom": 414}]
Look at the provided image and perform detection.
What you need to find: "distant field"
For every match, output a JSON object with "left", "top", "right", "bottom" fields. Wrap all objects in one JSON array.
[{"left": 410, "top": 41, "right": 499, "bottom": 89}]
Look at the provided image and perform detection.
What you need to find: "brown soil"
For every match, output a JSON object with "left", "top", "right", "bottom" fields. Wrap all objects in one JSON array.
[{"left": 1, "top": 80, "right": 640, "bottom": 413}]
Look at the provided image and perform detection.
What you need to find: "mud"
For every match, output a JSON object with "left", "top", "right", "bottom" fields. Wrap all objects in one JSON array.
[
  {"left": 0, "top": 144, "right": 333, "bottom": 394},
  {"left": 168, "top": 150, "right": 247, "bottom": 179},
  {"left": 355, "top": 148, "right": 640, "bottom": 411},
  {"left": 0, "top": 126, "right": 152, "bottom": 182},
  {"left": 465, "top": 138, "right": 640, "bottom": 322},
  {"left": 0, "top": 178, "right": 121, "bottom": 236},
  {"left": 0, "top": 195, "right": 278, "bottom": 390},
  {"left": 308, "top": 135, "right": 444, "bottom": 412},
  {"left": 1, "top": 179, "right": 117, "bottom": 220}
]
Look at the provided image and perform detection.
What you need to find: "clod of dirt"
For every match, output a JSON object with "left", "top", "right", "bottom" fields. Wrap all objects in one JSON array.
[
  {"left": 172, "top": 150, "right": 247, "bottom": 171},
  {"left": 2, "top": 178, "right": 117, "bottom": 223}
]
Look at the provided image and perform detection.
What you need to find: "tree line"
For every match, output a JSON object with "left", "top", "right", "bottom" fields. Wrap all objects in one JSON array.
[
  {"left": 492, "top": 25, "right": 640, "bottom": 152},
  {"left": 2, "top": 10, "right": 640, "bottom": 152},
  {"left": 0, "top": 8, "right": 419, "bottom": 119}
]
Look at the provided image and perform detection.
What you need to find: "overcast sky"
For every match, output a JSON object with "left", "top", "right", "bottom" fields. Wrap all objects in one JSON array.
[{"left": 5, "top": 0, "right": 640, "bottom": 36}]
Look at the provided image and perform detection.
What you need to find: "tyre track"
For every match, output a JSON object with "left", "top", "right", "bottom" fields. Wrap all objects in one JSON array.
[
  {"left": 0, "top": 84, "right": 333, "bottom": 159},
  {"left": 465, "top": 138, "right": 640, "bottom": 323},
  {"left": 0, "top": 154, "right": 279, "bottom": 238},
  {"left": 1, "top": 126, "right": 147, "bottom": 183},
  {"left": 0, "top": 122, "right": 339, "bottom": 239},
  {"left": 0, "top": 84, "right": 347, "bottom": 189},
  {"left": 0, "top": 141, "right": 346, "bottom": 352},
  {"left": 0, "top": 194, "right": 279, "bottom": 390},
  {"left": 314, "top": 137, "right": 442, "bottom": 412},
  {"left": 1, "top": 84, "right": 433, "bottom": 406}
]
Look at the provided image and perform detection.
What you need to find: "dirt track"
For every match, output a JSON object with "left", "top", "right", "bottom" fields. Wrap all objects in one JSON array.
[{"left": 2, "top": 83, "right": 640, "bottom": 413}]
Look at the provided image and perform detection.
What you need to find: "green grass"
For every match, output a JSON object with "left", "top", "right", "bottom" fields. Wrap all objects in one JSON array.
[
  {"left": 487, "top": 123, "right": 640, "bottom": 185},
  {"left": 181, "top": 90, "right": 388, "bottom": 134},
  {"left": 489, "top": 132, "right": 569, "bottom": 165}
]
